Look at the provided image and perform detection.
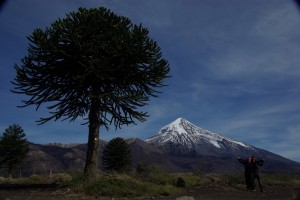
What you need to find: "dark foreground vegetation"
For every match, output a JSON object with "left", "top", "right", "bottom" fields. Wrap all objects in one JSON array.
[{"left": 0, "top": 169, "right": 300, "bottom": 199}]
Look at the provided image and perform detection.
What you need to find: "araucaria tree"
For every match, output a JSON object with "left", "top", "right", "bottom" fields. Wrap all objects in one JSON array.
[
  {"left": 0, "top": 124, "right": 30, "bottom": 177},
  {"left": 12, "top": 7, "right": 170, "bottom": 180},
  {"left": 103, "top": 137, "right": 132, "bottom": 172}
]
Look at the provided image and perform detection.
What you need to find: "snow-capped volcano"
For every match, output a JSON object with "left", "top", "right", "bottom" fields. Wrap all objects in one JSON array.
[{"left": 146, "top": 118, "right": 253, "bottom": 156}]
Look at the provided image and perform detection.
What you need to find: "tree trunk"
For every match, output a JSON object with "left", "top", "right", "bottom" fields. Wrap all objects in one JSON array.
[{"left": 84, "top": 98, "right": 101, "bottom": 180}]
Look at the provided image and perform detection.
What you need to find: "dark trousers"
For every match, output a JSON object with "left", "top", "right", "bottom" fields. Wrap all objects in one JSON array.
[
  {"left": 252, "top": 172, "right": 263, "bottom": 192},
  {"left": 244, "top": 173, "right": 253, "bottom": 190}
]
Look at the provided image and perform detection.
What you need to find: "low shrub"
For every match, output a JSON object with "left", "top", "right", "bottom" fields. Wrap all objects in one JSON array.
[{"left": 176, "top": 177, "right": 186, "bottom": 187}]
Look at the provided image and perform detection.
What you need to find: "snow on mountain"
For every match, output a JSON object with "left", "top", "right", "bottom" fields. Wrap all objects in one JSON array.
[{"left": 146, "top": 118, "right": 252, "bottom": 154}]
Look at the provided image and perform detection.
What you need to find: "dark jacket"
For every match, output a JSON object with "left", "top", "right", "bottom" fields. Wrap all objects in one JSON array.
[
  {"left": 252, "top": 160, "right": 264, "bottom": 173},
  {"left": 238, "top": 158, "right": 252, "bottom": 175}
]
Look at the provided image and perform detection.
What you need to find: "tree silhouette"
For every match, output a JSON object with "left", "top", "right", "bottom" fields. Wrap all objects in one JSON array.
[
  {"left": 102, "top": 137, "right": 132, "bottom": 172},
  {"left": 0, "top": 124, "right": 29, "bottom": 177},
  {"left": 11, "top": 7, "right": 170, "bottom": 180}
]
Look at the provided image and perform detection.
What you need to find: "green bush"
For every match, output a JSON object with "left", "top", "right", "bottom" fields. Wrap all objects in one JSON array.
[{"left": 176, "top": 177, "right": 186, "bottom": 187}]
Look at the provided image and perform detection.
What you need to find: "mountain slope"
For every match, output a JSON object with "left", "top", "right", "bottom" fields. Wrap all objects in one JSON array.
[
  {"left": 146, "top": 118, "right": 248, "bottom": 149},
  {"left": 146, "top": 118, "right": 256, "bottom": 157},
  {"left": 145, "top": 118, "right": 300, "bottom": 172}
]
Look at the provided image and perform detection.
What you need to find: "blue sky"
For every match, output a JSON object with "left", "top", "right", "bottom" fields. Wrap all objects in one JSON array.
[{"left": 1, "top": 0, "right": 300, "bottom": 162}]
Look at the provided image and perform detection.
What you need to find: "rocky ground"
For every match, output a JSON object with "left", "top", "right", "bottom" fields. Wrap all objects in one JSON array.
[{"left": 0, "top": 183, "right": 299, "bottom": 200}]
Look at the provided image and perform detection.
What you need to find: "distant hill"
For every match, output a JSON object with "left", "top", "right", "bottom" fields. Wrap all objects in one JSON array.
[{"left": 12, "top": 118, "right": 300, "bottom": 176}]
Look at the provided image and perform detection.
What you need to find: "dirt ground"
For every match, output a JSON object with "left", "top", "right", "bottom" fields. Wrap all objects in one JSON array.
[{"left": 0, "top": 184, "right": 299, "bottom": 200}]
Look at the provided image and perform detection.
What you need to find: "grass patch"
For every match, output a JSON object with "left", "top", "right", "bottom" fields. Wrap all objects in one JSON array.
[
  {"left": 0, "top": 173, "right": 72, "bottom": 185},
  {"left": 84, "top": 173, "right": 179, "bottom": 197},
  {"left": 260, "top": 172, "right": 300, "bottom": 186},
  {"left": 225, "top": 173, "right": 245, "bottom": 185},
  {"left": 61, "top": 171, "right": 182, "bottom": 198},
  {"left": 1, "top": 170, "right": 299, "bottom": 198}
]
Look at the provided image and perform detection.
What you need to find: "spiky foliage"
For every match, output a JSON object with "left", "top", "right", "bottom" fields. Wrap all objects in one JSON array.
[
  {"left": 11, "top": 7, "right": 170, "bottom": 179},
  {"left": 103, "top": 137, "right": 132, "bottom": 172}
]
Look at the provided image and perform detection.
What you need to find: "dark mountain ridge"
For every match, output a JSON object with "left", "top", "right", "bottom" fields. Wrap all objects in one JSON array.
[{"left": 9, "top": 118, "right": 300, "bottom": 176}]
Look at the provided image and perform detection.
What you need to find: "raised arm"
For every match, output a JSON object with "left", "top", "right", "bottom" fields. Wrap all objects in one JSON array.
[
  {"left": 236, "top": 156, "right": 246, "bottom": 164},
  {"left": 256, "top": 159, "right": 264, "bottom": 166}
]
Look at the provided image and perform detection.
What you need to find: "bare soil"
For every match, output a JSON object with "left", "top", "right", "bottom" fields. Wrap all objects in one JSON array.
[{"left": 0, "top": 183, "right": 299, "bottom": 200}]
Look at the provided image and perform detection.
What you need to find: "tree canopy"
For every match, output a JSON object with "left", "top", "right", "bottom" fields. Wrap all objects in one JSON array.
[
  {"left": 0, "top": 124, "right": 30, "bottom": 177},
  {"left": 11, "top": 7, "right": 170, "bottom": 179},
  {"left": 102, "top": 137, "right": 132, "bottom": 172}
]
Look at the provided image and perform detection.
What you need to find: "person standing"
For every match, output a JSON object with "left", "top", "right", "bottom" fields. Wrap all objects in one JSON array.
[
  {"left": 251, "top": 155, "right": 264, "bottom": 192},
  {"left": 236, "top": 156, "right": 253, "bottom": 191}
]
